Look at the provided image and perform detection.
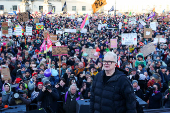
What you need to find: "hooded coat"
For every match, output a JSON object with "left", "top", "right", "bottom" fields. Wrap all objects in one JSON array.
[
  {"left": 135, "top": 53, "right": 146, "bottom": 68},
  {"left": 2, "top": 83, "right": 13, "bottom": 106},
  {"left": 90, "top": 68, "right": 137, "bottom": 113}
]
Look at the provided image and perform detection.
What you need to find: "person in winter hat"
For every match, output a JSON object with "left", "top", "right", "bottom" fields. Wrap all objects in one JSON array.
[{"left": 135, "top": 53, "right": 146, "bottom": 68}]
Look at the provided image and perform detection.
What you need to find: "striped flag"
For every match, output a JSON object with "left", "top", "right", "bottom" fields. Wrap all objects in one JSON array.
[
  {"left": 62, "top": 1, "right": 67, "bottom": 11},
  {"left": 80, "top": 14, "right": 89, "bottom": 29},
  {"left": 39, "top": 40, "right": 46, "bottom": 53},
  {"left": 47, "top": 34, "right": 52, "bottom": 51},
  {"left": 118, "top": 56, "right": 121, "bottom": 68},
  {"left": 147, "top": 8, "right": 155, "bottom": 20},
  {"left": 108, "top": 6, "right": 114, "bottom": 12}
]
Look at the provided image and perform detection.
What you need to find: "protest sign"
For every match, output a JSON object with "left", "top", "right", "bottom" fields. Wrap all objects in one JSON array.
[
  {"left": 52, "top": 46, "right": 68, "bottom": 56},
  {"left": 164, "top": 18, "right": 169, "bottom": 22},
  {"left": 26, "top": 27, "right": 32, "bottom": 35},
  {"left": 6, "top": 19, "right": 11, "bottom": 26},
  {"left": 1, "top": 67, "right": 11, "bottom": 81},
  {"left": 121, "top": 33, "right": 137, "bottom": 45},
  {"left": 144, "top": 28, "right": 152, "bottom": 38},
  {"left": 80, "top": 29, "right": 87, "bottom": 33},
  {"left": 43, "top": 30, "right": 49, "bottom": 40},
  {"left": 139, "top": 20, "right": 146, "bottom": 26},
  {"left": 50, "top": 34, "right": 58, "bottom": 42},
  {"left": 6, "top": 29, "right": 12, "bottom": 37},
  {"left": 34, "top": 18, "right": 39, "bottom": 23},
  {"left": 36, "top": 23, "right": 44, "bottom": 29},
  {"left": 90, "top": 30, "right": 94, "bottom": 33},
  {"left": 153, "top": 35, "right": 166, "bottom": 43},
  {"left": 119, "top": 22, "right": 122, "bottom": 30},
  {"left": 56, "top": 31, "right": 63, "bottom": 34},
  {"left": 98, "top": 24, "right": 102, "bottom": 30},
  {"left": 78, "top": 18, "right": 82, "bottom": 22},
  {"left": 18, "top": 12, "right": 29, "bottom": 22},
  {"left": 150, "top": 22, "right": 157, "bottom": 31},
  {"left": 83, "top": 48, "right": 96, "bottom": 58},
  {"left": 124, "top": 19, "right": 127, "bottom": 24},
  {"left": 15, "top": 26, "right": 22, "bottom": 36},
  {"left": 128, "top": 17, "right": 136, "bottom": 25},
  {"left": 92, "top": 0, "right": 107, "bottom": 13},
  {"left": 110, "top": 39, "right": 117, "bottom": 48},
  {"left": 64, "top": 29, "right": 76, "bottom": 33},
  {"left": 140, "top": 43, "right": 155, "bottom": 57},
  {"left": 2, "top": 22, "right": 8, "bottom": 34}
]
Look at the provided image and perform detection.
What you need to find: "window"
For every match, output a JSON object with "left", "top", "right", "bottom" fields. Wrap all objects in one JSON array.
[
  {"left": 72, "top": 6, "right": 76, "bottom": 11},
  {"left": 0, "top": 5, "right": 4, "bottom": 10},
  {"left": 39, "top": 6, "right": 43, "bottom": 12},
  {"left": 13, "top": 5, "right": 17, "bottom": 11},
  {"left": 82, "top": 6, "right": 86, "bottom": 11}
]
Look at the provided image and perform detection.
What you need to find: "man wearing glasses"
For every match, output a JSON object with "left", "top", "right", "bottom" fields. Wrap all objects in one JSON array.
[{"left": 90, "top": 52, "right": 136, "bottom": 113}]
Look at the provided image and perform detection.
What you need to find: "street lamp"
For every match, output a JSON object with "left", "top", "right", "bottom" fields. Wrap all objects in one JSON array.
[{"left": 114, "top": 0, "right": 116, "bottom": 19}]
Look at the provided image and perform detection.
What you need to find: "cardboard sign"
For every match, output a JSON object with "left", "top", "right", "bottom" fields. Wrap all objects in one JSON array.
[
  {"left": 43, "top": 30, "right": 49, "bottom": 40},
  {"left": 36, "top": 23, "right": 44, "bottom": 29},
  {"left": 144, "top": 28, "right": 152, "bottom": 38},
  {"left": 50, "top": 34, "right": 58, "bottom": 42},
  {"left": 121, "top": 33, "right": 137, "bottom": 45},
  {"left": 164, "top": 18, "right": 169, "bottom": 22},
  {"left": 34, "top": 18, "right": 39, "bottom": 23},
  {"left": 110, "top": 39, "right": 117, "bottom": 48},
  {"left": 150, "top": 22, "right": 157, "bottom": 31},
  {"left": 2, "top": 22, "right": 8, "bottom": 34},
  {"left": 140, "top": 43, "right": 155, "bottom": 57},
  {"left": 18, "top": 12, "right": 29, "bottom": 22},
  {"left": 26, "top": 26, "right": 32, "bottom": 35},
  {"left": 52, "top": 46, "right": 68, "bottom": 56},
  {"left": 1, "top": 67, "right": 11, "bottom": 81},
  {"left": 90, "top": 30, "right": 94, "bottom": 33},
  {"left": 83, "top": 48, "right": 96, "bottom": 58}
]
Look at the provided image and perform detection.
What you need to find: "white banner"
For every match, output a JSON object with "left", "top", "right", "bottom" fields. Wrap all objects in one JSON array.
[
  {"left": 64, "top": 29, "right": 76, "bottom": 33},
  {"left": 26, "top": 27, "right": 32, "bottom": 35},
  {"left": 150, "top": 22, "right": 157, "bottom": 31},
  {"left": 15, "top": 27, "right": 22, "bottom": 36},
  {"left": 153, "top": 38, "right": 166, "bottom": 43},
  {"left": 121, "top": 33, "right": 137, "bottom": 45},
  {"left": 56, "top": 31, "right": 63, "bottom": 34},
  {"left": 80, "top": 29, "right": 87, "bottom": 33}
]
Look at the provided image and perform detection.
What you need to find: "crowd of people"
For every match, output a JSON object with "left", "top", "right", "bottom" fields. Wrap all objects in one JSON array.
[{"left": 0, "top": 12, "right": 170, "bottom": 113}]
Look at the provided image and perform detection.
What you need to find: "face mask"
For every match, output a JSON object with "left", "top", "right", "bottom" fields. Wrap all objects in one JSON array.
[
  {"left": 25, "top": 64, "right": 29, "bottom": 68},
  {"left": 21, "top": 71, "right": 25, "bottom": 74}
]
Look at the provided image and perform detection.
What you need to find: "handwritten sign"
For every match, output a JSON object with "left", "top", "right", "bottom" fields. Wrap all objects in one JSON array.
[
  {"left": 43, "top": 30, "right": 49, "bottom": 40},
  {"left": 52, "top": 46, "right": 68, "bottom": 56},
  {"left": 110, "top": 39, "right": 117, "bottom": 48},
  {"left": 1, "top": 67, "right": 11, "bottom": 81},
  {"left": 150, "top": 22, "right": 157, "bottom": 31},
  {"left": 36, "top": 23, "right": 44, "bottom": 29},
  {"left": 164, "top": 18, "right": 169, "bottom": 22},
  {"left": 50, "top": 34, "right": 58, "bottom": 42},
  {"left": 121, "top": 33, "right": 137, "bottom": 45},
  {"left": 83, "top": 48, "right": 96, "bottom": 58},
  {"left": 26, "top": 26, "right": 32, "bottom": 35},
  {"left": 144, "top": 28, "right": 152, "bottom": 38},
  {"left": 18, "top": 12, "right": 29, "bottom": 22},
  {"left": 92, "top": 0, "right": 107, "bottom": 13},
  {"left": 140, "top": 43, "right": 155, "bottom": 57},
  {"left": 2, "top": 22, "right": 8, "bottom": 34},
  {"left": 64, "top": 29, "right": 76, "bottom": 33},
  {"left": 34, "top": 18, "right": 39, "bottom": 23},
  {"left": 15, "top": 26, "right": 22, "bottom": 36}
]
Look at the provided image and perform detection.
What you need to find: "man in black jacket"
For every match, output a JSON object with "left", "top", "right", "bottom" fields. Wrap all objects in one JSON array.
[
  {"left": 37, "top": 81, "right": 60, "bottom": 113},
  {"left": 90, "top": 52, "right": 136, "bottom": 113}
]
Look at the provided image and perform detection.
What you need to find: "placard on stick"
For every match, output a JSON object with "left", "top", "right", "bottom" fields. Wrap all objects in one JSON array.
[
  {"left": 50, "top": 34, "right": 58, "bottom": 42},
  {"left": 52, "top": 46, "right": 68, "bottom": 56},
  {"left": 34, "top": 18, "right": 39, "bottom": 23},
  {"left": 43, "top": 30, "right": 49, "bottom": 40},
  {"left": 2, "top": 22, "right": 8, "bottom": 34},
  {"left": 1, "top": 67, "right": 11, "bottom": 81},
  {"left": 164, "top": 18, "right": 169, "bottom": 22},
  {"left": 83, "top": 48, "right": 96, "bottom": 58},
  {"left": 144, "top": 28, "right": 152, "bottom": 38},
  {"left": 18, "top": 12, "right": 29, "bottom": 22}
]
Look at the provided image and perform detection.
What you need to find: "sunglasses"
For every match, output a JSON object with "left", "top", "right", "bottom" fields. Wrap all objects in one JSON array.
[{"left": 103, "top": 60, "right": 116, "bottom": 65}]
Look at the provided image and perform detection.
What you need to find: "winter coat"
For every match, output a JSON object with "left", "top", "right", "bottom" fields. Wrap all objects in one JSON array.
[
  {"left": 163, "top": 89, "right": 170, "bottom": 108},
  {"left": 90, "top": 68, "right": 137, "bottom": 113},
  {"left": 135, "top": 53, "right": 146, "bottom": 67},
  {"left": 28, "top": 78, "right": 36, "bottom": 91},
  {"left": 63, "top": 91, "right": 83, "bottom": 113},
  {"left": 37, "top": 88, "right": 60, "bottom": 113},
  {"left": 2, "top": 90, "right": 13, "bottom": 106},
  {"left": 148, "top": 91, "right": 162, "bottom": 109}
]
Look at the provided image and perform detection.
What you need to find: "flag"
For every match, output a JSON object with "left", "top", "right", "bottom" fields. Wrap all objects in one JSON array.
[
  {"left": 129, "top": 12, "right": 132, "bottom": 16},
  {"left": 92, "top": 0, "right": 107, "bottom": 13},
  {"left": 147, "top": 8, "right": 155, "bottom": 20},
  {"left": 62, "top": 1, "right": 67, "bottom": 11},
  {"left": 108, "top": 6, "right": 114, "bottom": 12},
  {"left": 118, "top": 56, "right": 120, "bottom": 68},
  {"left": 80, "top": 14, "right": 89, "bottom": 29},
  {"left": 39, "top": 40, "right": 46, "bottom": 53},
  {"left": 47, "top": 34, "right": 52, "bottom": 51},
  {"left": 52, "top": 8, "right": 54, "bottom": 13}
]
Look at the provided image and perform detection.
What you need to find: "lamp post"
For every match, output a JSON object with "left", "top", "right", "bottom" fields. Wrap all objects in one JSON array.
[{"left": 114, "top": 0, "right": 116, "bottom": 20}]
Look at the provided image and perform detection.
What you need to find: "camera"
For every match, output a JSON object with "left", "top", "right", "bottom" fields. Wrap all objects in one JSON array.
[
  {"left": 13, "top": 90, "right": 25, "bottom": 99},
  {"left": 46, "top": 85, "right": 52, "bottom": 90}
]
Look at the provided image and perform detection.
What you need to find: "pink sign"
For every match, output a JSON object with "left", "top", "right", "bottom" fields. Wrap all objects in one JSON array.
[{"left": 110, "top": 39, "right": 117, "bottom": 48}]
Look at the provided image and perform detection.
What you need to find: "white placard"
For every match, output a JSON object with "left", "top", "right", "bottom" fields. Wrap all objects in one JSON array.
[
  {"left": 150, "top": 22, "right": 157, "bottom": 31},
  {"left": 77, "top": 18, "right": 82, "bottom": 22},
  {"left": 119, "top": 22, "right": 122, "bottom": 29},
  {"left": 80, "top": 29, "right": 87, "bottom": 33},
  {"left": 0, "top": 31, "right": 2, "bottom": 37},
  {"left": 129, "top": 17, "right": 136, "bottom": 25},
  {"left": 6, "top": 29, "right": 12, "bottom": 37},
  {"left": 56, "top": 31, "right": 63, "bottom": 34},
  {"left": 121, "top": 33, "right": 137, "bottom": 45},
  {"left": 64, "top": 29, "right": 76, "bottom": 33},
  {"left": 6, "top": 19, "right": 11, "bottom": 26},
  {"left": 139, "top": 20, "right": 146, "bottom": 26},
  {"left": 98, "top": 24, "right": 102, "bottom": 30},
  {"left": 26, "top": 27, "right": 32, "bottom": 35},
  {"left": 15, "top": 27, "right": 22, "bottom": 36},
  {"left": 152, "top": 38, "right": 166, "bottom": 43}
]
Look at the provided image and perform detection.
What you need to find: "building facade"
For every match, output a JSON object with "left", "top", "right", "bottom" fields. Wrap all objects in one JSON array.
[{"left": 0, "top": 0, "right": 169, "bottom": 14}]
